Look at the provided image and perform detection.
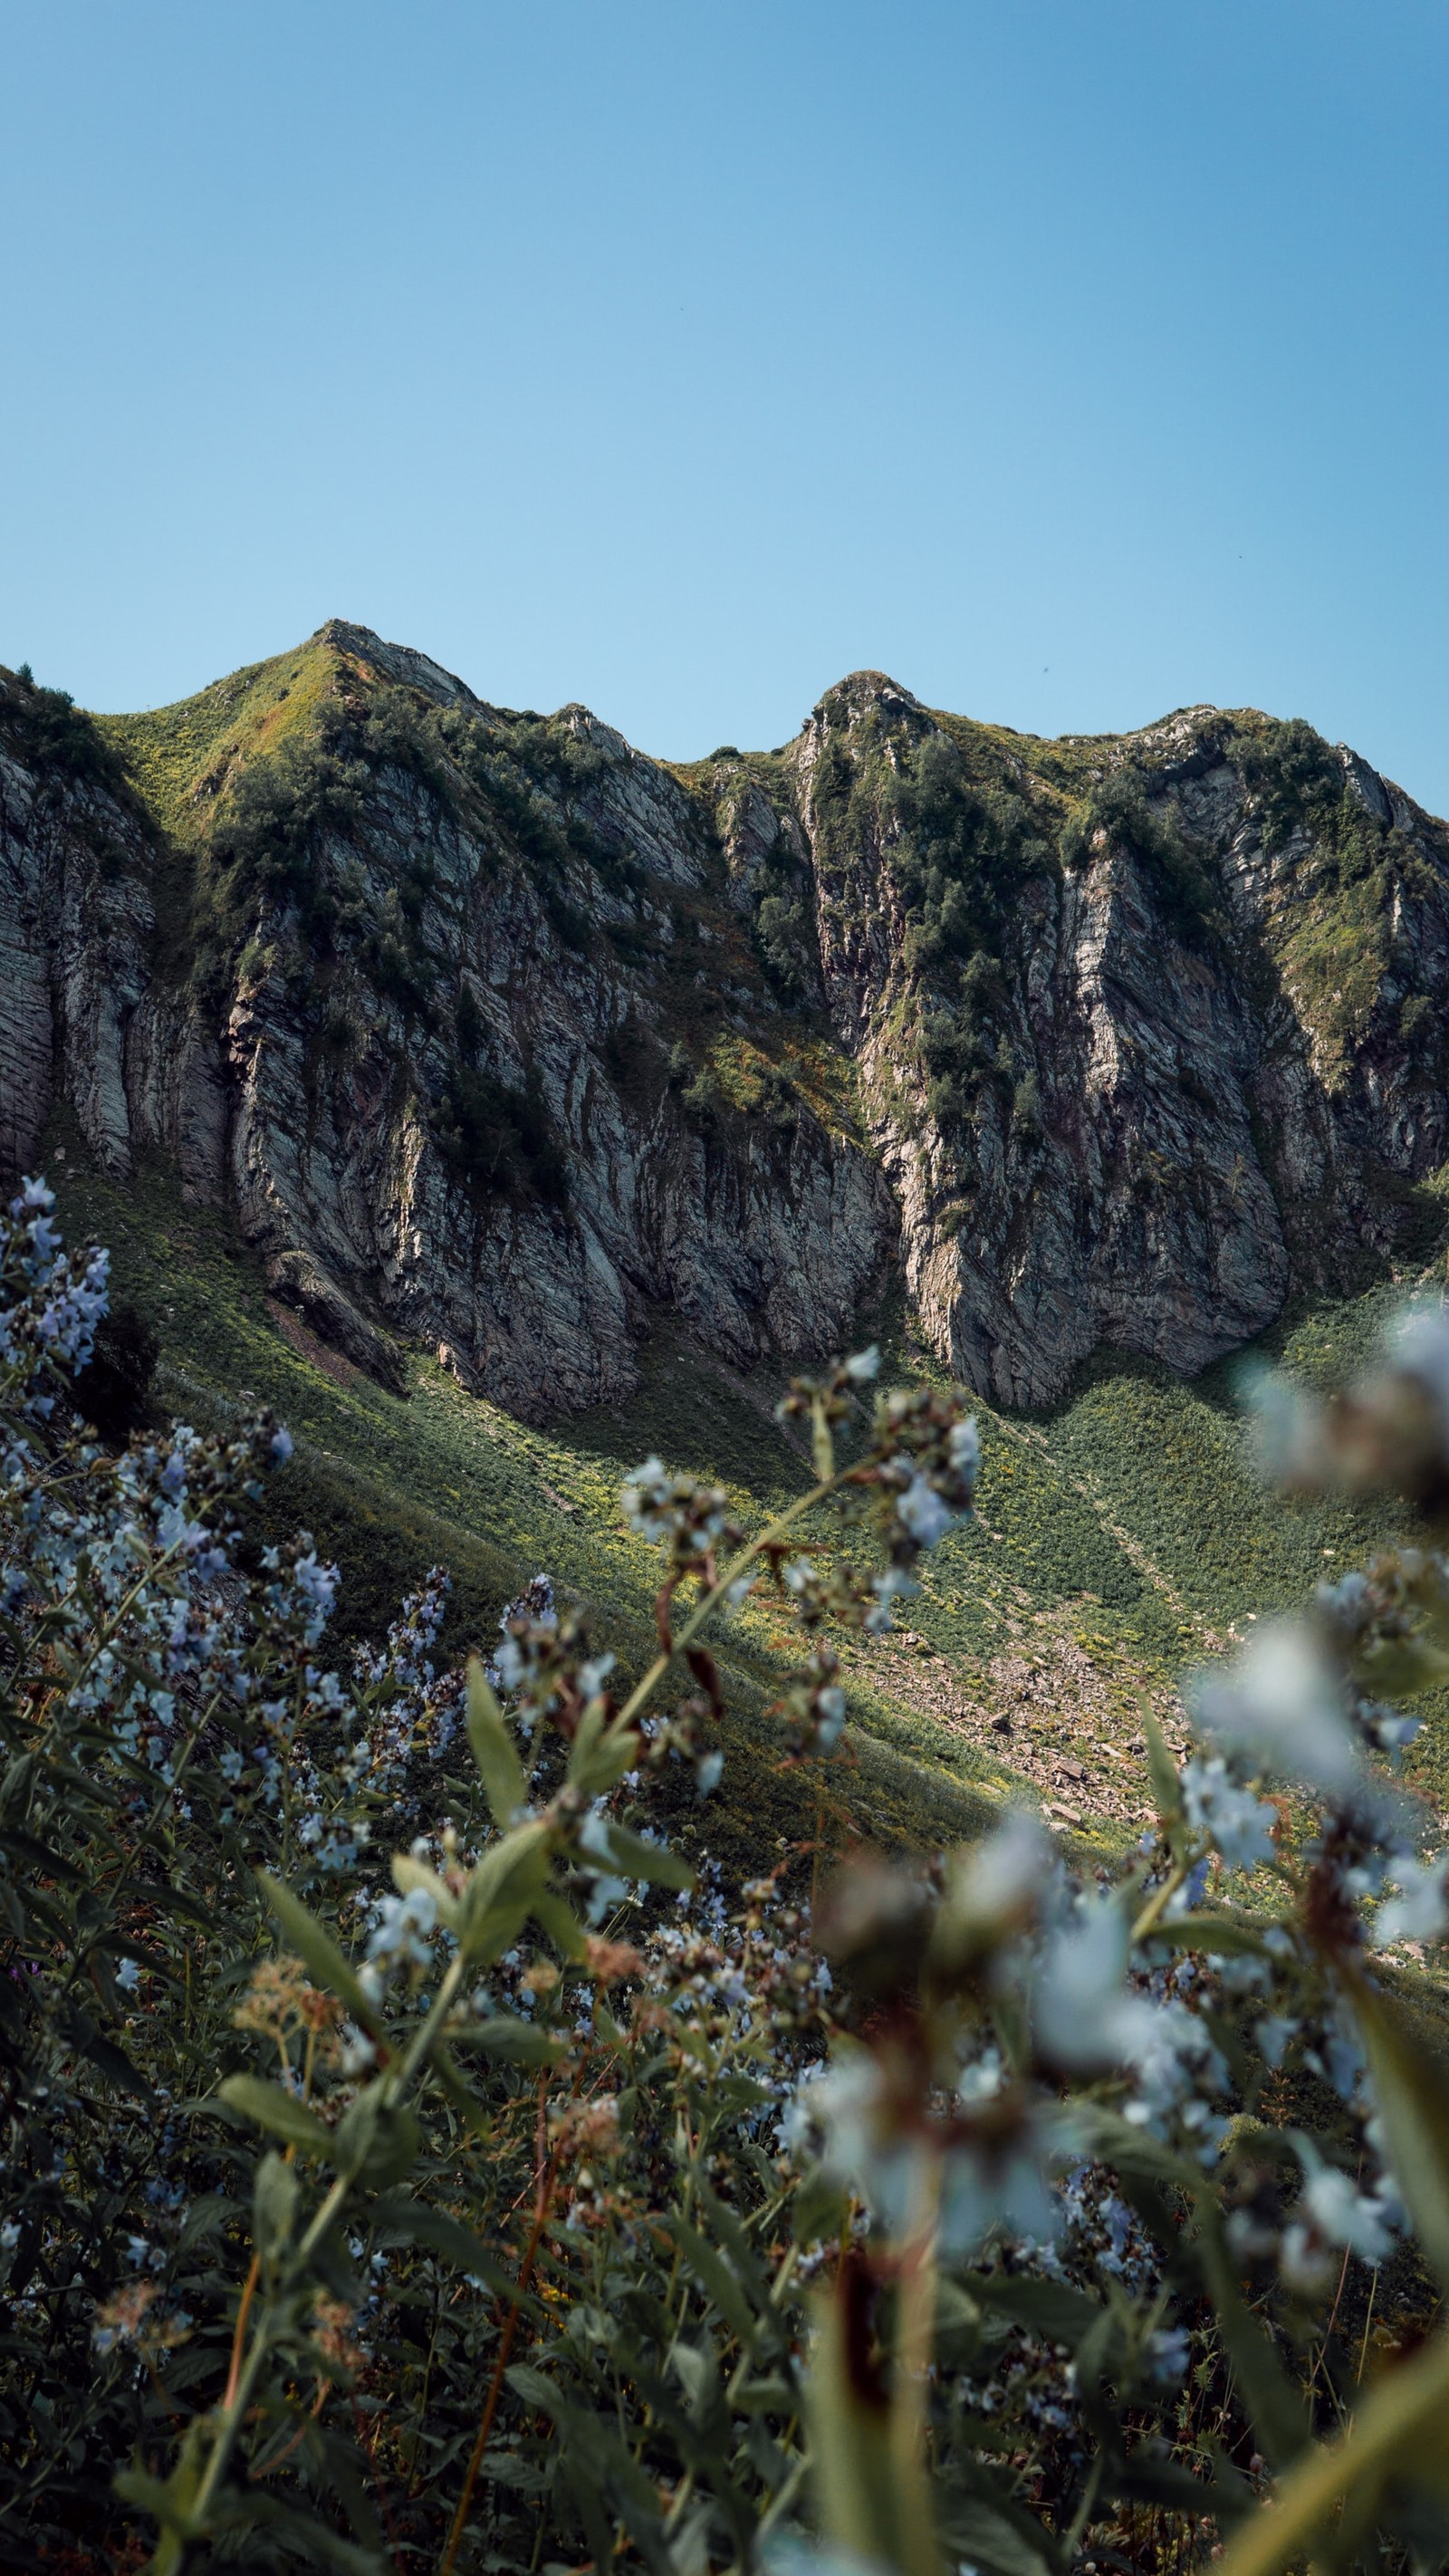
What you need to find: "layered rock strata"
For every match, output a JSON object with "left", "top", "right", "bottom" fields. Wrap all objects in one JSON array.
[{"left": 2, "top": 627, "right": 1445, "bottom": 1417}]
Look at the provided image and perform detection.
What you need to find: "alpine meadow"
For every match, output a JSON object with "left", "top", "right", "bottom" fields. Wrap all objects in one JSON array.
[{"left": 9, "top": 620, "right": 1449, "bottom": 2576}]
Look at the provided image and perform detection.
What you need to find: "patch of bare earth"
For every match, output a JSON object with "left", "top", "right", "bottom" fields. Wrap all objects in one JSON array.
[
  {"left": 861, "top": 1606, "right": 1193, "bottom": 1833},
  {"left": 265, "top": 1300, "right": 362, "bottom": 1391}
]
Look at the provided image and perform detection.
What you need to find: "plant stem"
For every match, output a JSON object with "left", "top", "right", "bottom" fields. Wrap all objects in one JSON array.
[
  {"left": 437, "top": 2150, "right": 560, "bottom": 2576},
  {"left": 181, "top": 1946, "right": 473, "bottom": 2559},
  {"left": 222, "top": 2254, "right": 261, "bottom": 2411},
  {"left": 889, "top": 2153, "right": 943, "bottom": 2576},
  {"left": 1213, "top": 2328, "right": 1449, "bottom": 2576},
  {"left": 1060, "top": 2450, "right": 1107, "bottom": 2562},
  {"left": 1131, "top": 1835, "right": 1212, "bottom": 1944},
  {"left": 60, "top": 1693, "right": 219, "bottom": 2004},
  {"left": 1355, "top": 2268, "right": 1379, "bottom": 2384},
  {"left": 616, "top": 1470, "right": 850, "bottom": 1731}
]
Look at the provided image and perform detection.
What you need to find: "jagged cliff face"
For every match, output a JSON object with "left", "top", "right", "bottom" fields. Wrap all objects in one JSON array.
[
  {"left": 796, "top": 681, "right": 1449, "bottom": 1401},
  {"left": 3, "top": 623, "right": 1448, "bottom": 1417},
  {"left": 0, "top": 630, "right": 894, "bottom": 1415}
]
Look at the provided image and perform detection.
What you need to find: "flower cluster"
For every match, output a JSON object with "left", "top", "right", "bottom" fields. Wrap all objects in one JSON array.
[
  {"left": 774, "top": 1639, "right": 849, "bottom": 1756},
  {"left": 1255, "top": 1297, "right": 1449, "bottom": 1511},
  {"left": 620, "top": 1458, "right": 742, "bottom": 1577},
  {"left": 9, "top": 1189, "right": 1449, "bottom": 2576},
  {"left": 0, "top": 1177, "right": 110, "bottom": 1416}
]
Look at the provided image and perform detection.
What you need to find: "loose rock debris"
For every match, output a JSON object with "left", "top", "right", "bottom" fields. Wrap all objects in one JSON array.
[{"left": 859, "top": 1602, "right": 1190, "bottom": 1832}]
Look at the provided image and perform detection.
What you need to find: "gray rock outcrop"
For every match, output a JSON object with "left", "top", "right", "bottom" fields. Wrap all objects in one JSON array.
[{"left": 3, "top": 629, "right": 1446, "bottom": 1418}]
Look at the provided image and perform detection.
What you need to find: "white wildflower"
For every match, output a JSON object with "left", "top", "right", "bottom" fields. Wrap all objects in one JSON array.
[
  {"left": 1254, "top": 2014, "right": 1299, "bottom": 2070},
  {"left": 897, "top": 1474, "right": 956, "bottom": 1550},
  {"left": 842, "top": 1345, "right": 880, "bottom": 1383},
  {"left": 1300, "top": 2163, "right": 1399, "bottom": 2263},
  {"left": 948, "top": 1416, "right": 980, "bottom": 1475},
  {"left": 1034, "top": 1898, "right": 1156, "bottom": 2073},
  {"left": 945, "top": 1809, "right": 1051, "bottom": 1943},
  {"left": 1180, "top": 1756, "right": 1278, "bottom": 1870},
  {"left": 1189, "top": 1621, "right": 1361, "bottom": 1796},
  {"left": 1391, "top": 1304, "right": 1449, "bottom": 1427},
  {"left": 1374, "top": 1855, "right": 1449, "bottom": 1949},
  {"left": 366, "top": 1887, "right": 437, "bottom": 1966}
]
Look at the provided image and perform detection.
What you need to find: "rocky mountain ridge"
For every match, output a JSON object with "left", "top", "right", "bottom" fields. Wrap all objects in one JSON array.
[{"left": 3, "top": 620, "right": 1447, "bottom": 1418}]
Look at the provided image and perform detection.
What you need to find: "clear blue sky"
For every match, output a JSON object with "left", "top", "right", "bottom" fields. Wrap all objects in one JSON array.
[{"left": 4, "top": 3, "right": 1447, "bottom": 805}]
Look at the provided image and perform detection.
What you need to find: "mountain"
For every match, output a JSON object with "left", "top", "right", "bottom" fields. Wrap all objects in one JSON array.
[
  {"left": 8, "top": 622, "right": 1449, "bottom": 1862},
  {"left": 3, "top": 620, "right": 1448, "bottom": 1420}
]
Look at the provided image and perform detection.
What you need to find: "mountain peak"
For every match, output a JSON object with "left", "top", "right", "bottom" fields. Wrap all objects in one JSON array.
[
  {"left": 16, "top": 624, "right": 1448, "bottom": 1422},
  {"left": 811, "top": 671, "right": 926, "bottom": 727},
  {"left": 312, "top": 620, "right": 478, "bottom": 708}
]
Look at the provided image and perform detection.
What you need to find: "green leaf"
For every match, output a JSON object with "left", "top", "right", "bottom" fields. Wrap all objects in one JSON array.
[
  {"left": 259, "top": 1873, "right": 384, "bottom": 2037},
  {"left": 0, "top": 1748, "right": 37, "bottom": 1816},
  {"left": 216, "top": 2489, "right": 386, "bottom": 2573},
  {"left": 530, "top": 1889, "right": 588, "bottom": 1961},
  {"left": 1358, "top": 1636, "right": 1449, "bottom": 1699},
  {"left": 676, "top": 2018, "right": 720, "bottom": 2074},
  {"left": 253, "top": 2148, "right": 298, "bottom": 2262},
  {"left": 129, "top": 1878, "right": 220, "bottom": 1932},
  {"left": 369, "top": 2192, "right": 524, "bottom": 2301},
  {"left": 565, "top": 1697, "right": 606, "bottom": 1787},
  {"left": 114, "top": 2427, "right": 208, "bottom": 2572},
  {"left": 1077, "top": 2104, "right": 1308, "bottom": 2472},
  {"left": 465, "top": 1657, "right": 526, "bottom": 1829},
  {"left": 506, "top": 2360, "right": 564, "bottom": 2414},
  {"left": 935, "top": 2279, "right": 984, "bottom": 2368},
  {"left": 734, "top": 2371, "right": 801, "bottom": 2412},
  {"left": 0, "top": 1825, "right": 84, "bottom": 1883},
  {"left": 1348, "top": 1973, "right": 1449, "bottom": 2293},
  {"left": 9, "top": 1881, "right": 72, "bottom": 1946},
  {"left": 971, "top": 2272, "right": 1106, "bottom": 2348},
  {"left": 427, "top": 2043, "right": 493, "bottom": 2136},
  {"left": 694, "top": 2177, "right": 775, "bottom": 2318},
  {"left": 811, "top": 2270, "right": 942, "bottom": 2576},
  {"left": 668, "top": 2213, "right": 759, "bottom": 2344},
  {"left": 216, "top": 2073, "right": 335, "bottom": 2159},
  {"left": 1069, "top": 2101, "right": 1201, "bottom": 2195},
  {"left": 1141, "top": 1704, "right": 1183, "bottom": 1825},
  {"left": 74, "top": 2024, "right": 158, "bottom": 2103},
  {"left": 940, "top": 2495, "right": 1055, "bottom": 2576},
  {"left": 504, "top": 2364, "right": 669, "bottom": 2547},
  {"left": 596, "top": 1821, "right": 694, "bottom": 1892},
  {"left": 176, "top": 2192, "right": 234, "bottom": 2254},
  {"left": 309, "top": 2224, "right": 367, "bottom": 2310},
  {"left": 1115, "top": 2446, "right": 1250, "bottom": 2518},
  {"left": 459, "top": 1819, "right": 552, "bottom": 1964},
  {"left": 1194, "top": 2216, "right": 1309, "bottom": 2473},
  {"left": 1211, "top": 2331, "right": 1449, "bottom": 2576},
  {"left": 669, "top": 2332, "right": 719, "bottom": 2421},
  {"left": 391, "top": 1852, "right": 460, "bottom": 1925},
  {"left": 451, "top": 2014, "right": 565, "bottom": 2065},
  {"left": 334, "top": 2091, "right": 421, "bottom": 2187},
  {"left": 50, "top": 1752, "right": 124, "bottom": 1807},
  {"left": 566, "top": 1703, "right": 638, "bottom": 1802},
  {"left": 709, "top": 2072, "right": 772, "bottom": 2114}
]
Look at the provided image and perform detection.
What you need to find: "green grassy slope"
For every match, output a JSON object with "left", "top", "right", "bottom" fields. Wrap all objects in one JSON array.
[
  {"left": 45, "top": 1114, "right": 1449, "bottom": 1883},
  {"left": 93, "top": 635, "right": 344, "bottom": 835},
  {"left": 43, "top": 1133, "right": 1003, "bottom": 1884},
  {"left": 42, "top": 639, "right": 1449, "bottom": 1868}
]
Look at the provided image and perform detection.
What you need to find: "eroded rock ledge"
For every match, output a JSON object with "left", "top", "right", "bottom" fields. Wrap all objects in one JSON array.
[{"left": 3, "top": 630, "right": 1445, "bottom": 1417}]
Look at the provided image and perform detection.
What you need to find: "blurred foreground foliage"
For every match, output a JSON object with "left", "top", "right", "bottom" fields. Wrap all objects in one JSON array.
[{"left": 5, "top": 1187, "right": 1449, "bottom": 2576}]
